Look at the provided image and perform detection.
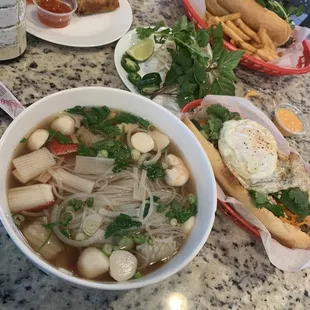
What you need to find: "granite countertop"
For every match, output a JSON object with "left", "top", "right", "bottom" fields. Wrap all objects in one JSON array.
[{"left": 1, "top": 0, "right": 310, "bottom": 309}]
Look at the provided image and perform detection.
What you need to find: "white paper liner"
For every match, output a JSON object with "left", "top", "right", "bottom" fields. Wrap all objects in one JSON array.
[
  {"left": 186, "top": 95, "right": 310, "bottom": 272},
  {"left": 188, "top": 0, "right": 310, "bottom": 69}
]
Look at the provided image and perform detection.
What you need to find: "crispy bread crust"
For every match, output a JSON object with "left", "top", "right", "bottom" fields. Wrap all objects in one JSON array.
[{"left": 183, "top": 116, "right": 310, "bottom": 249}]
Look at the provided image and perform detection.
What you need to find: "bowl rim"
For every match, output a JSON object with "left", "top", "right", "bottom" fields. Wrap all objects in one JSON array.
[
  {"left": 33, "top": 0, "right": 78, "bottom": 17},
  {"left": 0, "top": 87, "right": 217, "bottom": 290},
  {"left": 274, "top": 103, "right": 307, "bottom": 136}
]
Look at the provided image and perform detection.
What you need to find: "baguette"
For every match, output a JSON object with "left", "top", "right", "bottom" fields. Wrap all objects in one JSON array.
[
  {"left": 205, "top": 0, "right": 292, "bottom": 47},
  {"left": 183, "top": 116, "right": 310, "bottom": 249}
]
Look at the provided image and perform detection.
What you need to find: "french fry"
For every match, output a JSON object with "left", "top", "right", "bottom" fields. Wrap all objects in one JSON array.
[
  {"left": 250, "top": 40, "right": 263, "bottom": 49},
  {"left": 219, "top": 13, "right": 241, "bottom": 22},
  {"left": 265, "top": 47, "right": 278, "bottom": 57},
  {"left": 255, "top": 49, "right": 274, "bottom": 61},
  {"left": 237, "top": 40, "right": 257, "bottom": 53},
  {"left": 253, "top": 54, "right": 264, "bottom": 61},
  {"left": 230, "top": 39, "right": 237, "bottom": 46},
  {"left": 263, "top": 48, "right": 279, "bottom": 59},
  {"left": 207, "top": 16, "right": 219, "bottom": 26},
  {"left": 213, "top": 17, "right": 244, "bottom": 43},
  {"left": 226, "top": 20, "right": 251, "bottom": 41},
  {"left": 234, "top": 18, "right": 260, "bottom": 43},
  {"left": 265, "top": 32, "right": 277, "bottom": 52},
  {"left": 257, "top": 26, "right": 268, "bottom": 47}
]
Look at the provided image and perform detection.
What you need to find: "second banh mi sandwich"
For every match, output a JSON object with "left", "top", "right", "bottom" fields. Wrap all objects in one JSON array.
[
  {"left": 183, "top": 103, "right": 310, "bottom": 249},
  {"left": 205, "top": 0, "right": 292, "bottom": 47}
]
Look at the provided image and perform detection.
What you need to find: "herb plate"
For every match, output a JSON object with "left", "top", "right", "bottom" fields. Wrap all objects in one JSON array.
[{"left": 114, "top": 28, "right": 181, "bottom": 115}]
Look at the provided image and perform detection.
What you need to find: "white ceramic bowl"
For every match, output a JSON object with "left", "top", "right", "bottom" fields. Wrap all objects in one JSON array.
[{"left": 0, "top": 87, "right": 216, "bottom": 290}]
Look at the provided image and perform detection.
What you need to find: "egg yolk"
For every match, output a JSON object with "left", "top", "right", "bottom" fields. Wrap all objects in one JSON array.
[{"left": 276, "top": 108, "right": 303, "bottom": 133}]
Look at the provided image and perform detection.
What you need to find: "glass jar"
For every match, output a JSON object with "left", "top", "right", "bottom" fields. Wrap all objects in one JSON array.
[{"left": 0, "top": 0, "right": 27, "bottom": 61}]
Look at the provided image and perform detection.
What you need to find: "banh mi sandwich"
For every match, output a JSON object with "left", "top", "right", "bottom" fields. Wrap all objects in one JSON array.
[
  {"left": 205, "top": 0, "right": 292, "bottom": 47},
  {"left": 183, "top": 104, "right": 310, "bottom": 249},
  {"left": 76, "top": 0, "right": 119, "bottom": 16}
]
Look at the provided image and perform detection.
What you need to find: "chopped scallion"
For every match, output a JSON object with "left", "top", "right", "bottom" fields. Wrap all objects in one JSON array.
[
  {"left": 13, "top": 214, "right": 25, "bottom": 226},
  {"left": 118, "top": 236, "right": 135, "bottom": 250},
  {"left": 102, "top": 244, "right": 113, "bottom": 257}
]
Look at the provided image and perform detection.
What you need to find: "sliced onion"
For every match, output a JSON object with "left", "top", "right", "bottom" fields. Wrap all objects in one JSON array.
[
  {"left": 83, "top": 214, "right": 103, "bottom": 236},
  {"left": 51, "top": 204, "right": 104, "bottom": 247}
]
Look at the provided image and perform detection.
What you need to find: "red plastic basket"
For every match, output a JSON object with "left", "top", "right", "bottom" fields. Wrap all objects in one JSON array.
[
  {"left": 182, "top": 99, "right": 260, "bottom": 238},
  {"left": 183, "top": 0, "right": 310, "bottom": 76}
]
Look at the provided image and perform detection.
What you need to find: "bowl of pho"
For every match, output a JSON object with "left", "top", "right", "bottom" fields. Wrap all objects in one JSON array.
[{"left": 0, "top": 87, "right": 216, "bottom": 290}]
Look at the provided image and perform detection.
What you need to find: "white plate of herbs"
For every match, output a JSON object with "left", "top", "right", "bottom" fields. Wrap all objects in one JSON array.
[{"left": 114, "top": 16, "right": 244, "bottom": 114}]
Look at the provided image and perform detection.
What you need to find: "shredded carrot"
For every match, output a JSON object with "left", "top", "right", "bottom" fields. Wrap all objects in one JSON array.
[
  {"left": 198, "top": 120, "right": 207, "bottom": 126},
  {"left": 280, "top": 211, "right": 310, "bottom": 227}
]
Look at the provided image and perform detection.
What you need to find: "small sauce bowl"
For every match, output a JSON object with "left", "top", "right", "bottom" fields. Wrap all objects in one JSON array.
[
  {"left": 33, "top": 0, "right": 77, "bottom": 28},
  {"left": 273, "top": 103, "right": 307, "bottom": 137}
]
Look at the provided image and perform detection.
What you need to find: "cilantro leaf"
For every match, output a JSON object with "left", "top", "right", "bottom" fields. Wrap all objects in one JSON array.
[
  {"left": 66, "top": 106, "right": 110, "bottom": 128},
  {"left": 249, "top": 190, "right": 284, "bottom": 218},
  {"left": 207, "top": 104, "right": 241, "bottom": 122},
  {"left": 165, "top": 198, "right": 197, "bottom": 224},
  {"left": 66, "top": 106, "right": 85, "bottom": 115},
  {"left": 48, "top": 129, "right": 71, "bottom": 144},
  {"left": 142, "top": 163, "right": 165, "bottom": 180},
  {"left": 115, "top": 112, "right": 150, "bottom": 129},
  {"left": 198, "top": 104, "right": 241, "bottom": 145},
  {"left": 136, "top": 21, "right": 165, "bottom": 40},
  {"left": 20, "top": 138, "right": 27, "bottom": 143},
  {"left": 274, "top": 188, "right": 310, "bottom": 221},
  {"left": 92, "top": 139, "right": 131, "bottom": 173},
  {"left": 104, "top": 214, "right": 142, "bottom": 238},
  {"left": 77, "top": 142, "right": 97, "bottom": 157}
]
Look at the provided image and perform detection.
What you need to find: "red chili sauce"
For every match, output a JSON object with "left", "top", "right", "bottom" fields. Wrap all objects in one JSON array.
[{"left": 36, "top": 0, "right": 72, "bottom": 28}]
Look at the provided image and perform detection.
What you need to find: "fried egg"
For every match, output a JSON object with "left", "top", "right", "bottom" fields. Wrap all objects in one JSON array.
[
  {"left": 218, "top": 119, "right": 278, "bottom": 183},
  {"left": 218, "top": 119, "right": 310, "bottom": 194}
]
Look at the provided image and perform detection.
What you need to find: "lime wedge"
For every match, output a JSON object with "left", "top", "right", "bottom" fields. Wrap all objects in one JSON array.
[{"left": 127, "top": 38, "right": 155, "bottom": 62}]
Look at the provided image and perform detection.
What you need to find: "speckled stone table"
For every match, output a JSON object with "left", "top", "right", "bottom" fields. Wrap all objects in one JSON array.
[{"left": 1, "top": 1, "right": 310, "bottom": 309}]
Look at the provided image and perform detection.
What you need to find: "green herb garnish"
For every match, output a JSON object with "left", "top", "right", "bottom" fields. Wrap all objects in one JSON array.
[
  {"left": 66, "top": 106, "right": 110, "bottom": 127},
  {"left": 141, "top": 163, "right": 165, "bottom": 180},
  {"left": 20, "top": 138, "right": 27, "bottom": 143},
  {"left": 85, "top": 197, "right": 94, "bottom": 208},
  {"left": 165, "top": 195, "right": 197, "bottom": 224},
  {"left": 249, "top": 190, "right": 284, "bottom": 218},
  {"left": 135, "top": 17, "right": 244, "bottom": 108},
  {"left": 104, "top": 214, "right": 142, "bottom": 238},
  {"left": 77, "top": 142, "right": 97, "bottom": 157},
  {"left": 143, "top": 196, "right": 160, "bottom": 218},
  {"left": 272, "top": 188, "right": 310, "bottom": 221},
  {"left": 156, "top": 203, "right": 166, "bottom": 213},
  {"left": 92, "top": 139, "right": 131, "bottom": 173},
  {"left": 115, "top": 112, "right": 150, "bottom": 129},
  {"left": 48, "top": 129, "right": 71, "bottom": 144},
  {"left": 199, "top": 104, "right": 241, "bottom": 145}
]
